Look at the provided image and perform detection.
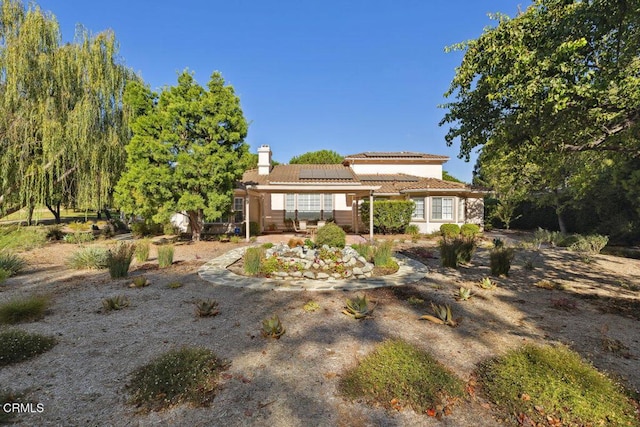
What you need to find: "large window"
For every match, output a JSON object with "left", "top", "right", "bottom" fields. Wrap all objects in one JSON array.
[
  {"left": 284, "top": 194, "right": 334, "bottom": 220},
  {"left": 411, "top": 197, "right": 425, "bottom": 219},
  {"left": 432, "top": 197, "right": 454, "bottom": 220},
  {"left": 233, "top": 197, "right": 244, "bottom": 223}
]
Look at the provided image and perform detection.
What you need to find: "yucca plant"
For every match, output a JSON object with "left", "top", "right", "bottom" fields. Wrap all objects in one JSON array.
[
  {"left": 261, "top": 315, "right": 285, "bottom": 339},
  {"left": 420, "top": 303, "right": 457, "bottom": 327},
  {"left": 478, "top": 277, "right": 497, "bottom": 290},
  {"left": 67, "top": 247, "right": 109, "bottom": 270},
  {"left": 134, "top": 239, "right": 151, "bottom": 262},
  {"left": 454, "top": 287, "right": 473, "bottom": 301},
  {"left": 107, "top": 242, "right": 135, "bottom": 279},
  {"left": 157, "top": 245, "right": 174, "bottom": 268},
  {"left": 130, "top": 276, "right": 150, "bottom": 288},
  {"left": 342, "top": 295, "right": 376, "bottom": 319},
  {"left": 102, "top": 295, "right": 130, "bottom": 311},
  {"left": 195, "top": 299, "right": 219, "bottom": 317}
]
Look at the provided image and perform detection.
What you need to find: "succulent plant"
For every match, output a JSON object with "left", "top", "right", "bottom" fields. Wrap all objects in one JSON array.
[
  {"left": 342, "top": 295, "right": 376, "bottom": 319},
  {"left": 194, "top": 299, "right": 220, "bottom": 317},
  {"left": 130, "top": 276, "right": 150, "bottom": 288},
  {"left": 420, "top": 303, "right": 457, "bottom": 327},
  {"left": 262, "top": 315, "right": 285, "bottom": 339},
  {"left": 478, "top": 277, "right": 497, "bottom": 290},
  {"left": 167, "top": 281, "right": 183, "bottom": 289},
  {"left": 102, "top": 295, "right": 130, "bottom": 311},
  {"left": 303, "top": 301, "right": 320, "bottom": 312},
  {"left": 454, "top": 286, "right": 473, "bottom": 301}
]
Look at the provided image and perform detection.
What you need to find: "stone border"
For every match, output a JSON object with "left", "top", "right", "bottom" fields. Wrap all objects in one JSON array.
[{"left": 198, "top": 246, "right": 429, "bottom": 291}]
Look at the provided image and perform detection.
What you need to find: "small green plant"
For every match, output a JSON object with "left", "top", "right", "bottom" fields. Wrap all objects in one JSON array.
[
  {"left": 260, "top": 255, "right": 280, "bottom": 275},
  {"left": 439, "top": 223, "right": 460, "bottom": 238},
  {"left": 167, "top": 281, "right": 183, "bottom": 289},
  {"left": 127, "top": 347, "right": 228, "bottom": 412},
  {"left": 303, "top": 301, "right": 320, "bottom": 312},
  {"left": 63, "top": 232, "right": 95, "bottom": 244},
  {"left": 405, "top": 224, "right": 420, "bottom": 237},
  {"left": 342, "top": 295, "right": 376, "bottom": 319},
  {"left": 339, "top": 339, "right": 464, "bottom": 415},
  {"left": 67, "top": 246, "right": 109, "bottom": 270},
  {"left": 373, "top": 240, "right": 394, "bottom": 267},
  {"left": 438, "top": 237, "right": 476, "bottom": 268},
  {"left": 490, "top": 247, "right": 514, "bottom": 276},
  {"left": 244, "top": 247, "right": 264, "bottom": 276},
  {"left": 0, "top": 251, "right": 26, "bottom": 276},
  {"left": 261, "top": 242, "right": 274, "bottom": 249},
  {"left": 261, "top": 315, "right": 285, "bottom": 339},
  {"left": 107, "top": 242, "right": 135, "bottom": 279},
  {"left": 304, "top": 238, "right": 315, "bottom": 248},
  {"left": 420, "top": 303, "right": 457, "bottom": 326},
  {"left": 479, "top": 344, "right": 637, "bottom": 426},
  {"left": 46, "top": 225, "right": 65, "bottom": 241},
  {"left": 0, "top": 268, "right": 8, "bottom": 284},
  {"left": 157, "top": 245, "right": 174, "bottom": 268},
  {"left": 454, "top": 286, "right": 473, "bottom": 301},
  {"left": 194, "top": 299, "right": 220, "bottom": 317},
  {"left": 351, "top": 243, "right": 374, "bottom": 260},
  {"left": 130, "top": 276, "right": 150, "bottom": 288},
  {"left": 478, "top": 277, "right": 497, "bottom": 290},
  {"left": 102, "top": 295, "right": 130, "bottom": 311},
  {"left": 569, "top": 234, "right": 609, "bottom": 262},
  {"left": 134, "top": 239, "right": 151, "bottom": 262},
  {"left": 229, "top": 235, "right": 241, "bottom": 243},
  {"left": 0, "top": 295, "right": 49, "bottom": 324},
  {"left": 0, "top": 330, "right": 57, "bottom": 366},
  {"left": 460, "top": 223, "right": 480, "bottom": 238},
  {"left": 315, "top": 222, "right": 346, "bottom": 248},
  {"left": 406, "top": 296, "right": 424, "bottom": 306}
]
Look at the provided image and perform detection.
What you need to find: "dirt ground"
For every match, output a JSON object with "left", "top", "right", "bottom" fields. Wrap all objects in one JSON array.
[{"left": 0, "top": 232, "right": 639, "bottom": 426}]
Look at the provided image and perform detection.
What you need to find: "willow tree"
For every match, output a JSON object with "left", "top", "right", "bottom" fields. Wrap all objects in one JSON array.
[
  {"left": 0, "top": 0, "right": 137, "bottom": 223},
  {"left": 114, "top": 71, "right": 249, "bottom": 241}
]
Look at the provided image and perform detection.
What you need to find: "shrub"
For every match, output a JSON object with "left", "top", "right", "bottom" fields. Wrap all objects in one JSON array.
[
  {"left": 241, "top": 221, "right": 260, "bottom": 236},
  {"left": 439, "top": 223, "right": 460, "bottom": 238},
  {"left": 63, "top": 232, "right": 95, "bottom": 244},
  {"left": 46, "top": 225, "right": 65, "bottom": 241},
  {"left": 404, "top": 224, "right": 420, "bottom": 236},
  {"left": 360, "top": 200, "right": 414, "bottom": 234},
  {"left": 244, "top": 247, "right": 264, "bottom": 276},
  {"left": 67, "top": 247, "right": 109, "bottom": 270},
  {"left": 479, "top": 344, "right": 637, "bottom": 426},
  {"left": 316, "top": 222, "right": 346, "bottom": 248},
  {"left": 490, "top": 247, "right": 515, "bottom": 276},
  {"left": 128, "top": 347, "right": 228, "bottom": 413},
  {"left": 569, "top": 234, "right": 609, "bottom": 256},
  {"left": 304, "top": 238, "right": 315, "bottom": 248},
  {"left": 157, "top": 245, "right": 174, "bottom": 268},
  {"left": 0, "top": 295, "right": 49, "bottom": 325},
  {"left": 0, "top": 252, "right": 26, "bottom": 276},
  {"left": 107, "top": 243, "right": 135, "bottom": 279},
  {"left": 261, "top": 242, "right": 274, "bottom": 249},
  {"left": 373, "top": 241, "right": 394, "bottom": 267},
  {"left": 0, "top": 269, "right": 8, "bottom": 284},
  {"left": 134, "top": 239, "right": 151, "bottom": 263},
  {"left": 130, "top": 221, "right": 163, "bottom": 238},
  {"left": 438, "top": 237, "right": 476, "bottom": 268},
  {"left": 460, "top": 223, "right": 480, "bottom": 238},
  {"left": 339, "top": 340, "right": 464, "bottom": 414},
  {"left": 287, "top": 237, "right": 304, "bottom": 248},
  {"left": 0, "top": 330, "right": 57, "bottom": 367}
]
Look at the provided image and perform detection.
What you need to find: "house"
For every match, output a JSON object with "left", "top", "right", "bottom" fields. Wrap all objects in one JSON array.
[{"left": 229, "top": 145, "right": 483, "bottom": 240}]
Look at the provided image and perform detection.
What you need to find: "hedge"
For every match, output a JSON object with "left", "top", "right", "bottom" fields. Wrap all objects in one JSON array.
[{"left": 360, "top": 200, "right": 414, "bottom": 234}]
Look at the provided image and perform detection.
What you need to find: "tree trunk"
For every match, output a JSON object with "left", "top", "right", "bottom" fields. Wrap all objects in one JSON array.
[
  {"left": 557, "top": 210, "right": 568, "bottom": 234},
  {"left": 46, "top": 202, "right": 61, "bottom": 224},
  {"left": 26, "top": 205, "right": 35, "bottom": 226},
  {"left": 187, "top": 210, "right": 204, "bottom": 241}
]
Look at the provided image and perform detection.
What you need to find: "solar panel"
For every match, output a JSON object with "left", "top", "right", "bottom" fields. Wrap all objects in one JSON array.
[
  {"left": 363, "top": 152, "right": 424, "bottom": 158},
  {"left": 299, "top": 169, "right": 353, "bottom": 180}
]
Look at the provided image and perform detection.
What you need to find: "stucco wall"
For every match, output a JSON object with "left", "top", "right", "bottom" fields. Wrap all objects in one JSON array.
[{"left": 349, "top": 163, "right": 442, "bottom": 179}]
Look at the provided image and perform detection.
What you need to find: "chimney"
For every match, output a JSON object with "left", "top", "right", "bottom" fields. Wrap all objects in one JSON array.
[{"left": 258, "top": 145, "right": 272, "bottom": 175}]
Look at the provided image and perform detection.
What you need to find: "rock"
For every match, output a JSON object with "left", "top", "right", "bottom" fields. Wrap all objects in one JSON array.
[
  {"left": 303, "top": 271, "right": 316, "bottom": 279},
  {"left": 275, "top": 271, "right": 288, "bottom": 278},
  {"left": 364, "top": 272, "right": 372, "bottom": 278},
  {"left": 347, "top": 258, "right": 357, "bottom": 267},
  {"left": 312, "top": 263, "right": 320, "bottom": 269},
  {"left": 331, "top": 273, "right": 342, "bottom": 279},
  {"left": 357, "top": 256, "right": 368, "bottom": 264},
  {"left": 316, "top": 272, "right": 330, "bottom": 279},
  {"left": 290, "top": 271, "right": 303, "bottom": 278},
  {"left": 352, "top": 267, "right": 363, "bottom": 275},
  {"left": 343, "top": 270, "right": 352, "bottom": 278},
  {"left": 321, "top": 265, "right": 330, "bottom": 271},
  {"left": 362, "top": 264, "right": 374, "bottom": 273}
]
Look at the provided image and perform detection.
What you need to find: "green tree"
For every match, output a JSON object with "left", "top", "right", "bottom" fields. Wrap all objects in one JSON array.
[
  {"left": 115, "top": 71, "right": 249, "bottom": 241},
  {"left": 442, "top": 171, "right": 464, "bottom": 183},
  {"left": 289, "top": 150, "right": 344, "bottom": 164},
  {"left": 0, "top": 0, "right": 137, "bottom": 223}
]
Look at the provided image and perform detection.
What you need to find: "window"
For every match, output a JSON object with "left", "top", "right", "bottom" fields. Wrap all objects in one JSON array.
[
  {"left": 297, "top": 194, "right": 321, "bottom": 220},
  {"left": 285, "top": 194, "right": 295, "bottom": 219},
  {"left": 323, "top": 194, "right": 333, "bottom": 218},
  {"left": 458, "top": 198, "right": 466, "bottom": 222},
  {"left": 432, "top": 197, "right": 454, "bottom": 220},
  {"left": 411, "top": 197, "right": 425, "bottom": 219},
  {"left": 284, "top": 194, "right": 334, "bottom": 220},
  {"left": 233, "top": 197, "right": 244, "bottom": 223}
]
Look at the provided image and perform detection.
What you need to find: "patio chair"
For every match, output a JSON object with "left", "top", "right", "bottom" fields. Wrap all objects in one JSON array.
[{"left": 292, "top": 220, "right": 309, "bottom": 236}]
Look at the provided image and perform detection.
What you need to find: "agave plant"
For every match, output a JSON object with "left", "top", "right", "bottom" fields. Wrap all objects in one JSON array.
[
  {"left": 478, "top": 277, "right": 497, "bottom": 290},
  {"left": 262, "top": 315, "right": 285, "bottom": 339},
  {"left": 102, "top": 295, "right": 130, "bottom": 311},
  {"left": 342, "top": 295, "right": 376, "bottom": 319},
  {"left": 194, "top": 299, "right": 220, "bottom": 317},
  {"left": 454, "top": 286, "right": 473, "bottom": 301},
  {"left": 420, "top": 303, "right": 457, "bottom": 327},
  {"left": 129, "top": 276, "right": 150, "bottom": 288}
]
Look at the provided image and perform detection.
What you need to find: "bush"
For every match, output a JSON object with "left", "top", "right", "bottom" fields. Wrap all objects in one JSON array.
[
  {"left": 128, "top": 347, "right": 228, "bottom": 413},
  {"left": 490, "top": 247, "right": 515, "bottom": 276},
  {"left": 0, "top": 295, "right": 49, "bottom": 324},
  {"left": 569, "top": 234, "right": 609, "bottom": 255},
  {"left": 0, "top": 252, "right": 26, "bottom": 276},
  {"left": 404, "top": 224, "right": 420, "bottom": 236},
  {"left": 373, "top": 241, "right": 394, "bottom": 267},
  {"left": 360, "top": 200, "right": 415, "bottom": 234},
  {"left": 244, "top": 247, "right": 263, "bottom": 276},
  {"left": 440, "top": 223, "right": 460, "bottom": 238},
  {"left": 261, "top": 242, "right": 274, "bottom": 249},
  {"left": 339, "top": 340, "right": 464, "bottom": 414},
  {"left": 316, "top": 222, "right": 346, "bottom": 248},
  {"left": 107, "top": 243, "right": 135, "bottom": 279},
  {"left": 130, "top": 222, "right": 163, "bottom": 238},
  {"left": 241, "top": 221, "right": 260, "bottom": 237},
  {"left": 287, "top": 238, "right": 304, "bottom": 248},
  {"left": 0, "top": 330, "right": 57, "bottom": 367},
  {"left": 163, "top": 222, "right": 179, "bottom": 235},
  {"left": 0, "top": 269, "right": 8, "bottom": 284},
  {"left": 439, "top": 237, "right": 476, "bottom": 268},
  {"left": 134, "top": 239, "right": 151, "bottom": 262},
  {"left": 67, "top": 247, "right": 109, "bottom": 270},
  {"left": 157, "top": 245, "right": 174, "bottom": 268},
  {"left": 479, "top": 344, "right": 638, "bottom": 426},
  {"left": 63, "top": 232, "right": 95, "bottom": 244},
  {"left": 460, "top": 223, "right": 480, "bottom": 238},
  {"left": 46, "top": 225, "right": 65, "bottom": 241}
]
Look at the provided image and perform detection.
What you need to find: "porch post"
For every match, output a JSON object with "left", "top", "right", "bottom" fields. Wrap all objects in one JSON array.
[
  {"left": 245, "top": 195, "right": 250, "bottom": 243},
  {"left": 369, "top": 191, "right": 374, "bottom": 242},
  {"left": 354, "top": 196, "right": 359, "bottom": 234}
]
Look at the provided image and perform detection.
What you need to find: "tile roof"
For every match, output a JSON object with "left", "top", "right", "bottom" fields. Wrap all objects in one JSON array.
[{"left": 360, "top": 176, "right": 468, "bottom": 194}]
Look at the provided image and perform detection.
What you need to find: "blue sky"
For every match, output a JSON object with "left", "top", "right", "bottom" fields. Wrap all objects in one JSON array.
[{"left": 37, "top": 0, "right": 525, "bottom": 182}]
